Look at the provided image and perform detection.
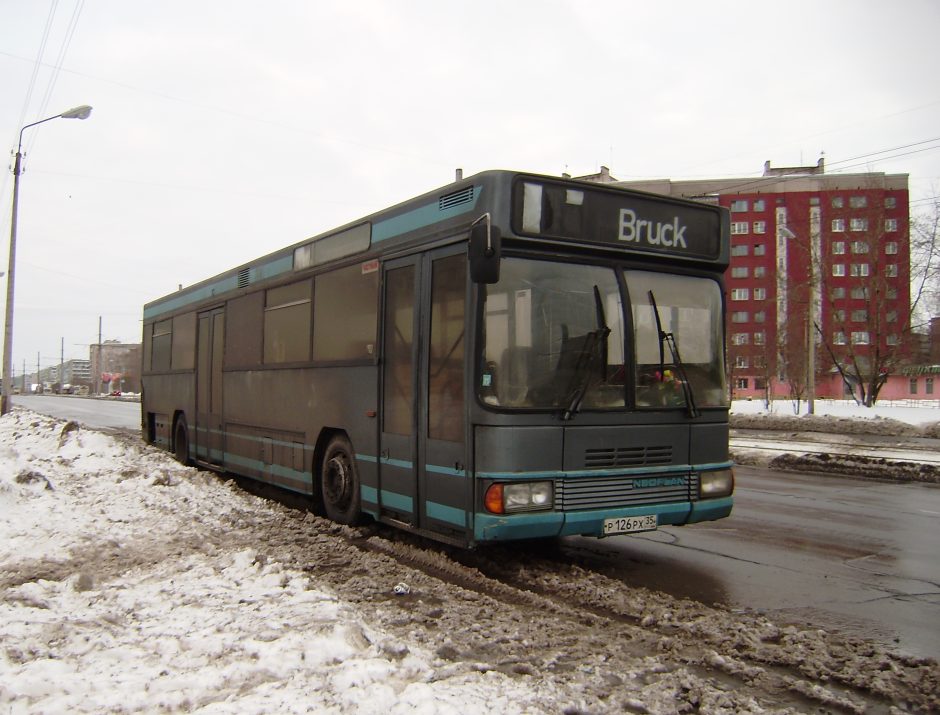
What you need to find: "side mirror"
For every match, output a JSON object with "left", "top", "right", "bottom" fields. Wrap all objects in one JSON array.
[{"left": 469, "top": 217, "right": 501, "bottom": 284}]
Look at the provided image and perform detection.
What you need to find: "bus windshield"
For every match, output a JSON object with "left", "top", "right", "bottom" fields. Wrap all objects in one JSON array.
[
  {"left": 479, "top": 259, "right": 728, "bottom": 411},
  {"left": 625, "top": 270, "right": 728, "bottom": 409}
]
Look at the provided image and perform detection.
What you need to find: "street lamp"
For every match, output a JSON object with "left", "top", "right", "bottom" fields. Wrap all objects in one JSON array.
[
  {"left": 781, "top": 226, "right": 816, "bottom": 414},
  {"left": 2, "top": 105, "right": 92, "bottom": 414}
]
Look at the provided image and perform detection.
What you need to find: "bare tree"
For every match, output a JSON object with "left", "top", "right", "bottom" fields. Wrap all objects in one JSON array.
[{"left": 909, "top": 191, "right": 940, "bottom": 331}]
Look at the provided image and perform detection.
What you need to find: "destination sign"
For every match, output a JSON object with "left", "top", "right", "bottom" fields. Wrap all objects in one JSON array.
[{"left": 511, "top": 178, "right": 725, "bottom": 261}]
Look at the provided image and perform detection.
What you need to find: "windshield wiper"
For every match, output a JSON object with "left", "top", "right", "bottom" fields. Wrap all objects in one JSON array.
[
  {"left": 648, "top": 290, "right": 699, "bottom": 418},
  {"left": 562, "top": 286, "right": 611, "bottom": 421}
]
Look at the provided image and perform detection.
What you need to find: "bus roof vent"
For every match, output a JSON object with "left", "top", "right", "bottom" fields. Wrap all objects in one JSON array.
[
  {"left": 439, "top": 186, "right": 474, "bottom": 211},
  {"left": 238, "top": 267, "right": 251, "bottom": 289}
]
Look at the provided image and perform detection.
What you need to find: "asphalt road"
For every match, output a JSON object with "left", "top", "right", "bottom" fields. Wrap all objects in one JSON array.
[
  {"left": 14, "top": 394, "right": 141, "bottom": 430},
  {"left": 14, "top": 394, "right": 940, "bottom": 660},
  {"left": 563, "top": 466, "right": 940, "bottom": 660}
]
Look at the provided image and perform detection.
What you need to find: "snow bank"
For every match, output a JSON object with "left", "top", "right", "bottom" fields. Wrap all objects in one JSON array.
[{"left": 0, "top": 410, "right": 547, "bottom": 714}]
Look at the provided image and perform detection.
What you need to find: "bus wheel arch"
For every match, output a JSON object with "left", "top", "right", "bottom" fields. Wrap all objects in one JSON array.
[
  {"left": 318, "top": 431, "right": 364, "bottom": 525},
  {"left": 172, "top": 412, "right": 190, "bottom": 465}
]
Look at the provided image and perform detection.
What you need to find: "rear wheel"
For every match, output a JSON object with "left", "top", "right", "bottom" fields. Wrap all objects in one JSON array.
[
  {"left": 173, "top": 417, "right": 190, "bottom": 465},
  {"left": 320, "top": 435, "right": 362, "bottom": 525}
]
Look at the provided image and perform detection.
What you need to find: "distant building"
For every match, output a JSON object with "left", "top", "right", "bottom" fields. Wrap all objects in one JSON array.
[
  {"left": 89, "top": 341, "right": 142, "bottom": 394},
  {"left": 611, "top": 160, "right": 916, "bottom": 402}
]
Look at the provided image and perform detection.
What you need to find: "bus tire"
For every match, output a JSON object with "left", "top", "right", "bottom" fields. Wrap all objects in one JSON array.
[
  {"left": 320, "top": 434, "right": 362, "bottom": 525},
  {"left": 174, "top": 417, "right": 190, "bottom": 466}
]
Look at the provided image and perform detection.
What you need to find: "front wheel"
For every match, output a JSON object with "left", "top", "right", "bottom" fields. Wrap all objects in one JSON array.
[{"left": 320, "top": 435, "right": 363, "bottom": 525}]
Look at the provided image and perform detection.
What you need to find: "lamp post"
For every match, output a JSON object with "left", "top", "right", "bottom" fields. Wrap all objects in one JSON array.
[
  {"left": 2, "top": 105, "right": 92, "bottom": 415},
  {"left": 781, "top": 226, "right": 816, "bottom": 414}
]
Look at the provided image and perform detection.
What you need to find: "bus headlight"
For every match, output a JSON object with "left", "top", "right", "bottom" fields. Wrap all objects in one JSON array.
[
  {"left": 699, "top": 469, "right": 734, "bottom": 498},
  {"left": 484, "top": 481, "right": 554, "bottom": 514}
]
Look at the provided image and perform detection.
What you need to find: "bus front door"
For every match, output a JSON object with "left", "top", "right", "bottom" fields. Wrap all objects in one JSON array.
[
  {"left": 379, "top": 249, "right": 470, "bottom": 542},
  {"left": 196, "top": 307, "right": 224, "bottom": 466}
]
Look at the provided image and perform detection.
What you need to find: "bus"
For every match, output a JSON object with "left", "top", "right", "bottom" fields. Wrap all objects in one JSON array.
[{"left": 141, "top": 170, "right": 733, "bottom": 547}]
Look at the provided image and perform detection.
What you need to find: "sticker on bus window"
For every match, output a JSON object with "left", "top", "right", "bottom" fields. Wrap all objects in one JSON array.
[{"left": 362, "top": 259, "right": 379, "bottom": 275}]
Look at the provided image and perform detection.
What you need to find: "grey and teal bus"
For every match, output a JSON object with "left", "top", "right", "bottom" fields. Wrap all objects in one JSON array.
[{"left": 141, "top": 170, "right": 734, "bottom": 547}]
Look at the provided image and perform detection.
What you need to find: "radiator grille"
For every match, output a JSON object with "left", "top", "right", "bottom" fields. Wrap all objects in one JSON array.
[
  {"left": 584, "top": 445, "right": 673, "bottom": 468},
  {"left": 555, "top": 472, "right": 697, "bottom": 512},
  {"left": 439, "top": 187, "right": 474, "bottom": 211}
]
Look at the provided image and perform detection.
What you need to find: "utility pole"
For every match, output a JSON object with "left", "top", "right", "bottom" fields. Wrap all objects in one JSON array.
[{"left": 97, "top": 316, "right": 102, "bottom": 397}]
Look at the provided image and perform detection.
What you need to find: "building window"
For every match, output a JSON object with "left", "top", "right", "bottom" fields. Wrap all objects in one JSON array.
[
  {"left": 851, "top": 331, "right": 870, "bottom": 345},
  {"left": 849, "top": 196, "right": 868, "bottom": 208},
  {"left": 850, "top": 263, "right": 870, "bottom": 277},
  {"left": 832, "top": 196, "right": 844, "bottom": 208},
  {"left": 851, "top": 309, "right": 868, "bottom": 322},
  {"left": 832, "top": 241, "right": 846, "bottom": 254},
  {"left": 830, "top": 287, "right": 845, "bottom": 299},
  {"left": 887, "top": 334, "right": 899, "bottom": 346},
  {"left": 732, "top": 333, "right": 750, "bottom": 345},
  {"left": 754, "top": 310, "right": 766, "bottom": 322},
  {"left": 927, "top": 378, "right": 935, "bottom": 395},
  {"left": 753, "top": 221, "right": 766, "bottom": 234},
  {"left": 885, "top": 241, "right": 898, "bottom": 255},
  {"left": 753, "top": 331, "right": 766, "bottom": 346},
  {"left": 753, "top": 243, "right": 766, "bottom": 256},
  {"left": 735, "top": 378, "right": 749, "bottom": 390},
  {"left": 885, "top": 264, "right": 898, "bottom": 277},
  {"left": 753, "top": 199, "right": 766, "bottom": 212},
  {"left": 755, "top": 377, "right": 768, "bottom": 390},
  {"left": 887, "top": 311, "right": 898, "bottom": 323},
  {"left": 833, "top": 309, "right": 845, "bottom": 322},
  {"left": 731, "top": 288, "right": 750, "bottom": 301},
  {"left": 832, "top": 264, "right": 846, "bottom": 277},
  {"left": 754, "top": 355, "right": 767, "bottom": 368},
  {"left": 910, "top": 378, "right": 918, "bottom": 395},
  {"left": 887, "top": 287, "right": 898, "bottom": 299},
  {"left": 850, "top": 218, "right": 868, "bottom": 231},
  {"left": 851, "top": 286, "right": 869, "bottom": 299},
  {"left": 735, "top": 355, "right": 749, "bottom": 368},
  {"left": 851, "top": 241, "right": 869, "bottom": 254},
  {"left": 832, "top": 218, "right": 845, "bottom": 232},
  {"left": 731, "top": 266, "right": 749, "bottom": 278},
  {"left": 833, "top": 331, "right": 847, "bottom": 345},
  {"left": 731, "top": 222, "right": 749, "bottom": 235},
  {"left": 754, "top": 287, "right": 767, "bottom": 300},
  {"left": 885, "top": 218, "right": 898, "bottom": 232},
  {"left": 730, "top": 199, "right": 749, "bottom": 212},
  {"left": 885, "top": 197, "right": 897, "bottom": 209},
  {"left": 754, "top": 266, "right": 766, "bottom": 278},
  {"left": 731, "top": 244, "right": 749, "bottom": 256},
  {"left": 731, "top": 311, "right": 749, "bottom": 323}
]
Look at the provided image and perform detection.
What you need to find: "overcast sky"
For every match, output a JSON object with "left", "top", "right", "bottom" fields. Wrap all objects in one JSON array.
[{"left": 2, "top": 0, "right": 939, "bottom": 375}]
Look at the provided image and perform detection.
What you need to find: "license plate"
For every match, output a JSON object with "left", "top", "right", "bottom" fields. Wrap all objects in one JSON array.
[{"left": 603, "top": 514, "right": 657, "bottom": 536}]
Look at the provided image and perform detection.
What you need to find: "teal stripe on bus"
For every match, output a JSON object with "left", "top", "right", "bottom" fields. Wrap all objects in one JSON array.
[
  {"left": 426, "top": 501, "right": 467, "bottom": 527},
  {"left": 380, "top": 489, "right": 413, "bottom": 513},
  {"left": 144, "top": 254, "right": 293, "bottom": 320},
  {"left": 372, "top": 187, "right": 480, "bottom": 243}
]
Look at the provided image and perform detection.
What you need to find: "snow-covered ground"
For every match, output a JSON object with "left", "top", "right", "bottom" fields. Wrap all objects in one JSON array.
[
  {"left": 2, "top": 407, "right": 938, "bottom": 713},
  {"left": 732, "top": 397, "right": 940, "bottom": 429}
]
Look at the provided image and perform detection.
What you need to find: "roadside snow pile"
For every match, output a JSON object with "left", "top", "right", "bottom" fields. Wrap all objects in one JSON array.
[
  {"left": 0, "top": 409, "right": 550, "bottom": 714},
  {"left": 731, "top": 399, "right": 940, "bottom": 437}
]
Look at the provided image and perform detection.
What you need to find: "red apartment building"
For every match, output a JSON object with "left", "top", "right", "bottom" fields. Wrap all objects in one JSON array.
[{"left": 607, "top": 160, "right": 915, "bottom": 402}]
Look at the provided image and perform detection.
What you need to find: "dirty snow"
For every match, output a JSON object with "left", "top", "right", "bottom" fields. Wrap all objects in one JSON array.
[{"left": 2, "top": 407, "right": 938, "bottom": 713}]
